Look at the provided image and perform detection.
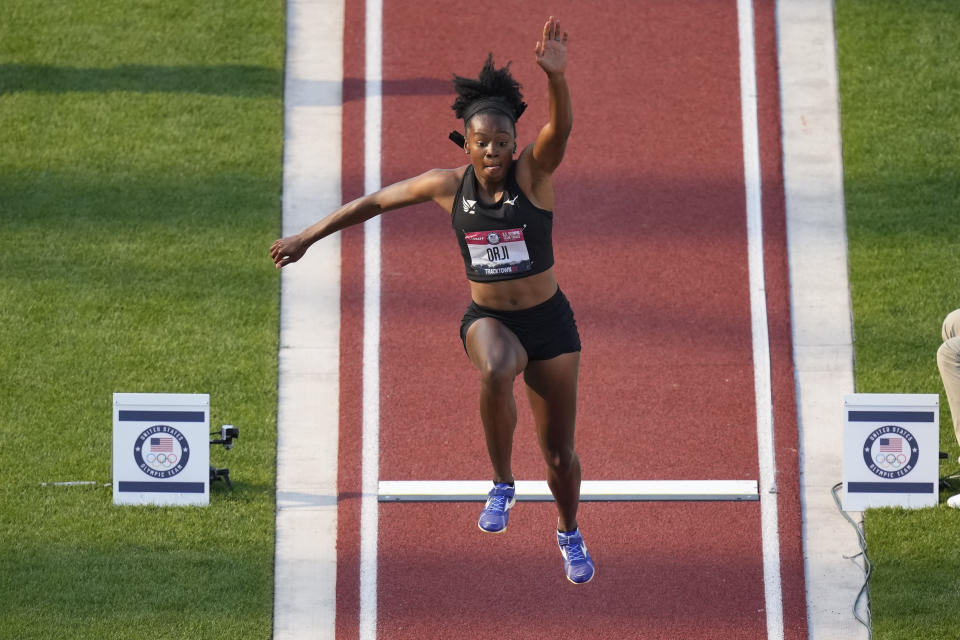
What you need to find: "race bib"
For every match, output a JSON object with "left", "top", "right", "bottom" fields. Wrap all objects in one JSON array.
[{"left": 464, "top": 228, "right": 532, "bottom": 276}]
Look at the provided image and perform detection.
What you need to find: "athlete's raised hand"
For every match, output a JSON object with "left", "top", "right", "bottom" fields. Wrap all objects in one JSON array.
[{"left": 535, "top": 16, "right": 568, "bottom": 76}]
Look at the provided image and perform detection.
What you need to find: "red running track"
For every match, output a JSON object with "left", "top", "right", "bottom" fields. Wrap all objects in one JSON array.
[{"left": 335, "top": 1, "right": 806, "bottom": 638}]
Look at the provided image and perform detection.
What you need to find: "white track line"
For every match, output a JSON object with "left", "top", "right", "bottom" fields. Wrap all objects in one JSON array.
[
  {"left": 274, "top": 1, "right": 344, "bottom": 638},
  {"left": 359, "top": 0, "right": 382, "bottom": 638},
  {"left": 737, "top": 1, "right": 784, "bottom": 639}
]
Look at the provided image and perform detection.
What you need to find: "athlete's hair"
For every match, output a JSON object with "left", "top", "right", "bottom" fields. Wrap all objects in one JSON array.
[{"left": 451, "top": 53, "right": 527, "bottom": 127}]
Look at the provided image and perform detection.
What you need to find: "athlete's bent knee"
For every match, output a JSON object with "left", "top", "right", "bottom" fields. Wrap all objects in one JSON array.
[
  {"left": 543, "top": 446, "right": 577, "bottom": 474},
  {"left": 480, "top": 359, "right": 518, "bottom": 391}
]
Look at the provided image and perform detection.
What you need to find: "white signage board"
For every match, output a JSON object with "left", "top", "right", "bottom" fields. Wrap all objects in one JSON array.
[
  {"left": 113, "top": 393, "right": 210, "bottom": 506},
  {"left": 842, "top": 393, "right": 939, "bottom": 510}
]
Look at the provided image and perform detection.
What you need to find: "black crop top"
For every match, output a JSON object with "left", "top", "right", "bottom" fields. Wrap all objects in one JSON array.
[{"left": 451, "top": 164, "right": 554, "bottom": 282}]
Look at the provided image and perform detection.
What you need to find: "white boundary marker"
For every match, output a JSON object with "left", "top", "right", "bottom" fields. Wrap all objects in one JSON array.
[
  {"left": 359, "top": 0, "right": 382, "bottom": 639},
  {"left": 274, "top": 1, "right": 345, "bottom": 638},
  {"left": 379, "top": 480, "right": 759, "bottom": 502},
  {"left": 776, "top": 0, "right": 867, "bottom": 637},
  {"left": 737, "top": 1, "right": 785, "bottom": 639}
]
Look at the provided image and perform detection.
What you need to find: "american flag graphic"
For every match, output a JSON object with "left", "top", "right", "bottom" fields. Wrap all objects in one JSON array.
[
  {"left": 878, "top": 437, "right": 902, "bottom": 452},
  {"left": 150, "top": 437, "right": 173, "bottom": 452}
]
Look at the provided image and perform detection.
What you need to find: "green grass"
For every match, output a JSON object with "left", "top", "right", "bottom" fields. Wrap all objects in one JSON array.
[
  {"left": 0, "top": 1, "right": 283, "bottom": 638},
  {"left": 4, "top": 0, "right": 957, "bottom": 637},
  {"left": 836, "top": 1, "right": 960, "bottom": 637},
  {"left": 863, "top": 509, "right": 960, "bottom": 639}
]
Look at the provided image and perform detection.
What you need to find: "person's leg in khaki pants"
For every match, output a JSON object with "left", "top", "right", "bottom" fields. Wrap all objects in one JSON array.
[{"left": 937, "top": 309, "right": 960, "bottom": 507}]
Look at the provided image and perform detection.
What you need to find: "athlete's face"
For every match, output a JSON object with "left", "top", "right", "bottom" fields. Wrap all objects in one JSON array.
[{"left": 465, "top": 112, "right": 516, "bottom": 184}]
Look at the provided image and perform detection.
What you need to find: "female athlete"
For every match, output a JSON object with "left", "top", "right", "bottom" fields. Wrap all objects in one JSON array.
[{"left": 270, "top": 16, "right": 594, "bottom": 584}]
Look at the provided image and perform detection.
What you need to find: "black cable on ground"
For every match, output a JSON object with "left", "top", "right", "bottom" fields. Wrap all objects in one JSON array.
[
  {"left": 939, "top": 464, "right": 960, "bottom": 493},
  {"left": 831, "top": 482, "right": 872, "bottom": 638}
]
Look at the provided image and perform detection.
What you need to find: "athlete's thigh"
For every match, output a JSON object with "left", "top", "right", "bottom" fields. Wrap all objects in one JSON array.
[
  {"left": 465, "top": 317, "right": 528, "bottom": 375},
  {"left": 523, "top": 351, "right": 580, "bottom": 447}
]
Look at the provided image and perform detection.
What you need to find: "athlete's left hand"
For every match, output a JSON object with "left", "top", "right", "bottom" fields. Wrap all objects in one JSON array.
[
  {"left": 535, "top": 16, "right": 568, "bottom": 76},
  {"left": 270, "top": 234, "right": 308, "bottom": 269}
]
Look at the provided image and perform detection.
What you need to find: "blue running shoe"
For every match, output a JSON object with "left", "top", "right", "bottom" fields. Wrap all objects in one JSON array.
[
  {"left": 477, "top": 483, "right": 516, "bottom": 533},
  {"left": 557, "top": 528, "right": 595, "bottom": 584}
]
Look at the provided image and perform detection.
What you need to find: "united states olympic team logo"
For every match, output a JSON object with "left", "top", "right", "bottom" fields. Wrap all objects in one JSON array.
[
  {"left": 862, "top": 426, "right": 919, "bottom": 479},
  {"left": 134, "top": 425, "right": 190, "bottom": 478}
]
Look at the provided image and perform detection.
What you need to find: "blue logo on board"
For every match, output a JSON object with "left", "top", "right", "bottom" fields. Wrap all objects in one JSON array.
[
  {"left": 133, "top": 425, "right": 190, "bottom": 478},
  {"left": 862, "top": 426, "right": 918, "bottom": 479}
]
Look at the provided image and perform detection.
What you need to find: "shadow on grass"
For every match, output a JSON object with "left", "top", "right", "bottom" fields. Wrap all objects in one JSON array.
[
  {"left": 0, "top": 167, "right": 276, "bottom": 225},
  {"left": 0, "top": 64, "right": 459, "bottom": 102},
  {"left": 0, "top": 63, "right": 282, "bottom": 97}
]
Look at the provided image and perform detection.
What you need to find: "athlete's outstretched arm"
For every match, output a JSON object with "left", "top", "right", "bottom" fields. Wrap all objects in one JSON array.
[
  {"left": 530, "top": 15, "right": 571, "bottom": 175},
  {"left": 270, "top": 168, "right": 459, "bottom": 268}
]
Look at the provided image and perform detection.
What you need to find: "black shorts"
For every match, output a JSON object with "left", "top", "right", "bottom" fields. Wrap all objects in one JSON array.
[{"left": 459, "top": 287, "right": 582, "bottom": 361}]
